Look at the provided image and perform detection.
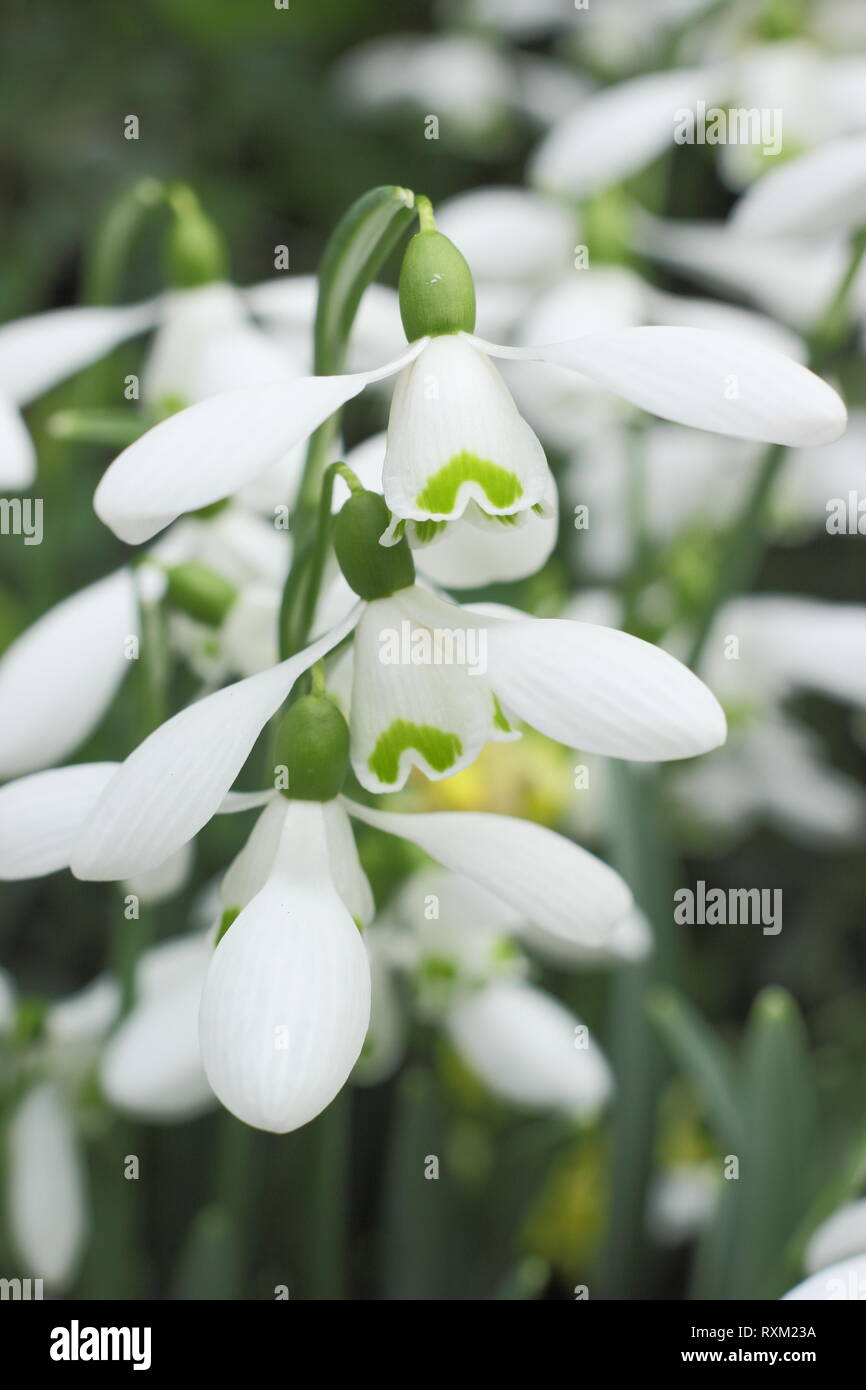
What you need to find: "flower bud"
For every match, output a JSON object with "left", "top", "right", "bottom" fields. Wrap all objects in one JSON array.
[
  {"left": 398, "top": 229, "right": 476, "bottom": 342},
  {"left": 166, "top": 188, "right": 228, "bottom": 289},
  {"left": 334, "top": 490, "right": 415, "bottom": 600},
  {"left": 165, "top": 563, "right": 237, "bottom": 627},
  {"left": 274, "top": 694, "right": 350, "bottom": 801}
]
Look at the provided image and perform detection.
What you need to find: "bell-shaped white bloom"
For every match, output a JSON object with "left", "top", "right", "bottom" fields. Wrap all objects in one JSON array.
[
  {"left": 675, "top": 596, "right": 866, "bottom": 848},
  {"left": 101, "top": 932, "right": 215, "bottom": 1121},
  {"left": 531, "top": 46, "right": 866, "bottom": 201},
  {"left": 0, "top": 569, "right": 138, "bottom": 779},
  {"left": 448, "top": 981, "right": 611, "bottom": 1116},
  {"left": 805, "top": 1198, "right": 866, "bottom": 1276},
  {"left": 349, "top": 582, "right": 726, "bottom": 793},
  {"left": 634, "top": 207, "right": 861, "bottom": 335},
  {"left": 359, "top": 863, "right": 621, "bottom": 1112},
  {"left": 342, "top": 430, "right": 559, "bottom": 586},
  {"left": 782, "top": 1253, "right": 866, "bottom": 1301},
  {"left": 646, "top": 1163, "right": 719, "bottom": 1245},
  {"left": 199, "top": 798, "right": 372, "bottom": 1133},
  {"left": 334, "top": 33, "right": 587, "bottom": 150},
  {"left": 0, "top": 301, "right": 156, "bottom": 488},
  {"left": 70, "top": 603, "right": 361, "bottom": 880},
  {"left": 90, "top": 274, "right": 846, "bottom": 545},
  {"left": 733, "top": 131, "right": 866, "bottom": 239},
  {"left": 6, "top": 1082, "right": 87, "bottom": 1288}
]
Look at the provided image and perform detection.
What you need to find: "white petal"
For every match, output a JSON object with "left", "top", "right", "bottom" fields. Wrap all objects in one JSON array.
[
  {"left": 70, "top": 605, "right": 361, "bottom": 881},
  {"left": 102, "top": 935, "right": 214, "bottom": 1121},
  {"left": 219, "top": 795, "right": 286, "bottom": 914},
  {"left": 342, "top": 799, "right": 632, "bottom": 949},
  {"left": 710, "top": 597, "right": 866, "bottom": 706},
  {"left": 446, "top": 981, "right": 611, "bottom": 1115},
  {"left": 530, "top": 67, "right": 723, "bottom": 196},
  {"left": 806, "top": 1199, "right": 866, "bottom": 1275},
  {"left": 123, "top": 838, "right": 194, "bottom": 905},
  {"left": 46, "top": 976, "right": 119, "bottom": 1045},
  {"left": 526, "top": 327, "right": 847, "bottom": 447},
  {"left": 0, "top": 300, "right": 156, "bottom": 405},
  {"left": 484, "top": 614, "right": 727, "bottom": 760},
  {"left": 0, "top": 762, "right": 119, "bottom": 879},
  {"left": 733, "top": 133, "right": 866, "bottom": 238},
  {"left": 353, "top": 930, "right": 406, "bottom": 1086},
  {"left": 383, "top": 335, "right": 551, "bottom": 522},
  {"left": 634, "top": 210, "right": 848, "bottom": 332},
  {"left": 783, "top": 1253, "right": 866, "bottom": 1301},
  {"left": 0, "top": 395, "right": 36, "bottom": 488},
  {"left": 7, "top": 1083, "right": 87, "bottom": 1288},
  {"left": 436, "top": 187, "right": 575, "bottom": 284},
  {"left": 199, "top": 800, "right": 371, "bottom": 1133},
  {"left": 343, "top": 430, "right": 557, "bottom": 587},
  {"left": 321, "top": 797, "right": 375, "bottom": 926},
  {"left": 349, "top": 588, "right": 515, "bottom": 793},
  {"left": 0, "top": 568, "right": 137, "bottom": 778},
  {"left": 141, "top": 283, "right": 295, "bottom": 406},
  {"left": 0, "top": 967, "right": 16, "bottom": 1032},
  {"left": 94, "top": 341, "right": 425, "bottom": 544}
]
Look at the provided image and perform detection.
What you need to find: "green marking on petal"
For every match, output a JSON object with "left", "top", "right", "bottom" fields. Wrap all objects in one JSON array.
[
  {"left": 412, "top": 518, "right": 447, "bottom": 544},
  {"left": 492, "top": 694, "right": 512, "bottom": 733},
  {"left": 416, "top": 451, "right": 523, "bottom": 515},
  {"left": 369, "top": 719, "right": 462, "bottom": 785},
  {"left": 216, "top": 905, "right": 240, "bottom": 945}
]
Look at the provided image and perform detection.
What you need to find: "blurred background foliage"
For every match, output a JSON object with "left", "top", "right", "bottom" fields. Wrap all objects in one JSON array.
[{"left": 2, "top": 0, "right": 866, "bottom": 1301}]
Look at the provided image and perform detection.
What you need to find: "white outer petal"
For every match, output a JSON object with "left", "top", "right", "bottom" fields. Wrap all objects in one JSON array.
[
  {"left": 94, "top": 341, "right": 425, "bottom": 544},
  {"left": 520, "top": 327, "right": 847, "bottom": 447},
  {"left": 782, "top": 1253, "right": 866, "bottom": 1301},
  {"left": 0, "top": 763, "right": 119, "bottom": 879},
  {"left": 70, "top": 604, "right": 362, "bottom": 881},
  {"left": 7, "top": 1083, "right": 87, "bottom": 1288},
  {"left": 446, "top": 981, "right": 612, "bottom": 1115},
  {"left": 733, "top": 133, "right": 866, "bottom": 238},
  {"left": 199, "top": 801, "right": 371, "bottom": 1133},
  {"left": 0, "top": 300, "right": 156, "bottom": 405},
  {"left": 806, "top": 1199, "right": 866, "bottom": 1275},
  {"left": 102, "top": 934, "right": 214, "bottom": 1122},
  {"left": 342, "top": 799, "right": 632, "bottom": 948},
  {"left": 0, "top": 395, "right": 36, "bottom": 488},
  {"left": 530, "top": 67, "right": 724, "bottom": 196},
  {"left": 0, "top": 568, "right": 137, "bottom": 778},
  {"left": 383, "top": 335, "right": 551, "bottom": 521},
  {"left": 484, "top": 614, "right": 727, "bottom": 760}
]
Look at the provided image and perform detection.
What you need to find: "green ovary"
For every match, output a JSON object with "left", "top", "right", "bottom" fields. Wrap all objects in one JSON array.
[
  {"left": 369, "top": 720, "right": 462, "bottom": 784},
  {"left": 416, "top": 451, "right": 523, "bottom": 514}
]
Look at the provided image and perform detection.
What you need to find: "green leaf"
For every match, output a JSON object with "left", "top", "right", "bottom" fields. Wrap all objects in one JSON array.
[
  {"left": 313, "top": 184, "right": 415, "bottom": 375},
  {"left": 648, "top": 986, "right": 742, "bottom": 1151},
  {"left": 786, "top": 1115, "right": 866, "bottom": 1272},
  {"left": 736, "top": 986, "right": 817, "bottom": 1297}
]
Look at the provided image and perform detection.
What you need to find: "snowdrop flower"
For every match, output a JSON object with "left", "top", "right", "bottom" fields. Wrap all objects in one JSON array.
[
  {"left": 676, "top": 596, "right": 866, "bottom": 847},
  {"left": 100, "top": 931, "right": 215, "bottom": 1121},
  {"left": 333, "top": 32, "right": 588, "bottom": 153},
  {"left": 70, "top": 486, "right": 728, "bottom": 839},
  {"left": 0, "top": 299, "right": 156, "bottom": 489},
  {"left": 646, "top": 1162, "right": 719, "bottom": 1245},
  {"left": 91, "top": 211, "right": 847, "bottom": 551},
  {"left": 359, "top": 865, "right": 626, "bottom": 1115},
  {"left": 0, "top": 509, "right": 288, "bottom": 780},
  {"left": 61, "top": 669, "right": 634, "bottom": 1131},
  {"left": 531, "top": 37, "right": 866, "bottom": 200},
  {"left": 1, "top": 973, "right": 116, "bottom": 1289}
]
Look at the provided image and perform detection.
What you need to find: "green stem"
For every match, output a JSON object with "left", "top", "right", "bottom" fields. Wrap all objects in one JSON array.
[
  {"left": 308, "top": 1091, "right": 351, "bottom": 1299},
  {"left": 82, "top": 178, "right": 166, "bottom": 306}
]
